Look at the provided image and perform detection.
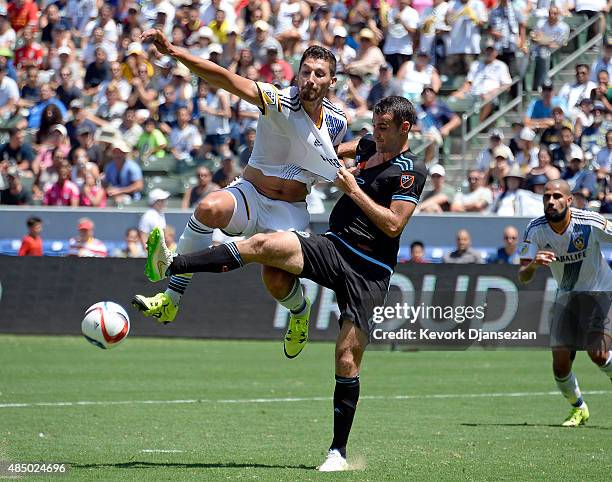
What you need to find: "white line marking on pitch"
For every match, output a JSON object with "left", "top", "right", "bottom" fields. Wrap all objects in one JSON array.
[
  {"left": 141, "top": 449, "right": 184, "bottom": 453},
  {"left": 0, "top": 390, "right": 610, "bottom": 409}
]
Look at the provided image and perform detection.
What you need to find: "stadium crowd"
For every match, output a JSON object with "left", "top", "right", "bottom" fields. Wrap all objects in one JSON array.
[{"left": 0, "top": 0, "right": 611, "bottom": 259}]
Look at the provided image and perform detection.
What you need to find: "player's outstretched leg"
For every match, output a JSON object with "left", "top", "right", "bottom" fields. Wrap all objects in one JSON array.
[
  {"left": 319, "top": 320, "right": 367, "bottom": 472},
  {"left": 133, "top": 191, "right": 235, "bottom": 323},
  {"left": 553, "top": 349, "right": 589, "bottom": 427}
]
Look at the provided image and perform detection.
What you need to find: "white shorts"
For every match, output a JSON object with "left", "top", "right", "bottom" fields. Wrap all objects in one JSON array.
[{"left": 222, "top": 178, "right": 310, "bottom": 237}]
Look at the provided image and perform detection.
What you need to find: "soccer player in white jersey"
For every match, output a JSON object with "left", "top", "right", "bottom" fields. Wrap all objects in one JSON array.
[
  {"left": 132, "top": 28, "right": 348, "bottom": 358},
  {"left": 518, "top": 180, "right": 612, "bottom": 427}
]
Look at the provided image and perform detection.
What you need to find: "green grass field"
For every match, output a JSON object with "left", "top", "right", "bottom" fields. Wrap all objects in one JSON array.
[{"left": 0, "top": 335, "right": 611, "bottom": 481}]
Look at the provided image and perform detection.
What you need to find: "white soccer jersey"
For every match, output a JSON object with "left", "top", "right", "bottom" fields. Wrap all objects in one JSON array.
[
  {"left": 249, "top": 82, "right": 348, "bottom": 185},
  {"left": 519, "top": 208, "right": 612, "bottom": 291}
]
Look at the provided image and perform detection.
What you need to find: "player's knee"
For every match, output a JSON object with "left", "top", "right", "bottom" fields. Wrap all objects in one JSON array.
[
  {"left": 552, "top": 359, "right": 572, "bottom": 378},
  {"left": 195, "top": 195, "right": 231, "bottom": 228},
  {"left": 587, "top": 350, "right": 609, "bottom": 367},
  {"left": 335, "top": 347, "right": 358, "bottom": 376}
]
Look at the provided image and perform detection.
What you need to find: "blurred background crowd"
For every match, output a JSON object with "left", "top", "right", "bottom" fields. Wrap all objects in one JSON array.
[{"left": 0, "top": 0, "right": 611, "bottom": 261}]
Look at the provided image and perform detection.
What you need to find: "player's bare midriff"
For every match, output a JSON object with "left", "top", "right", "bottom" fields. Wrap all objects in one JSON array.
[{"left": 242, "top": 165, "right": 308, "bottom": 202}]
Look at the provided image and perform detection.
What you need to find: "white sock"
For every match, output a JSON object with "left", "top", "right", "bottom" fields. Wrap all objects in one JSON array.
[
  {"left": 165, "top": 215, "right": 213, "bottom": 305},
  {"left": 278, "top": 278, "right": 306, "bottom": 314},
  {"left": 599, "top": 351, "right": 612, "bottom": 378},
  {"left": 555, "top": 372, "right": 583, "bottom": 406}
]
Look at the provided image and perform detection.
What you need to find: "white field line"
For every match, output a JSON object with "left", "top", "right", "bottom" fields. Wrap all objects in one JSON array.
[
  {"left": 141, "top": 449, "right": 185, "bottom": 453},
  {"left": 0, "top": 390, "right": 610, "bottom": 409}
]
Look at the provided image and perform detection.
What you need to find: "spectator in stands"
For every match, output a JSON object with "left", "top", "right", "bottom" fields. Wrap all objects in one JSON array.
[
  {"left": 381, "top": 0, "right": 419, "bottom": 74},
  {"left": 84, "top": 47, "right": 111, "bottom": 94},
  {"left": 490, "top": 165, "right": 531, "bottom": 215},
  {"left": 137, "top": 118, "right": 168, "bottom": 161},
  {"left": 551, "top": 126, "right": 581, "bottom": 168},
  {"left": 526, "top": 173, "right": 549, "bottom": 195},
  {"left": 68, "top": 217, "right": 107, "bottom": 258},
  {"left": 574, "top": 98, "right": 596, "bottom": 138},
  {"left": 540, "top": 106, "right": 573, "bottom": 147},
  {"left": 561, "top": 148, "right": 598, "bottom": 200},
  {"left": 19, "top": 66, "right": 40, "bottom": 109},
  {"left": 113, "top": 227, "right": 146, "bottom": 258},
  {"left": 580, "top": 102, "right": 611, "bottom": 155},
  {"left": 451, "top": 169, "right": 493, "bottom": 212},
  {"left": 591, "top": 38, "right": 612, "bottom": 82},
  {"left": 182, "top": 166, "right": 219, "bottom": 209},
  {"left": 476, "top": 129, "right": 507, "bottom": 171},
  {"left": 443, "top": 229, "right": 483, "bottom": 263},
  {"left": 164, "top": 224, "right": 177, "bottom": 252},
  {"left": 366, "top": 63, "right": 402, "bottom": 110},
  {"left": 572, "top": 185, "right": 591, "bottom": 210},
  {"left": 238, "top": 127, "right": 256, "bottom": 168},
  {"left": 248, "top": 20, "right": 283, "bottom": 65},
  {"left": 55, "top": 66, "right": 81, "bottom": 112},
  {"left": 558, "top": 64, "right": 597, "bottom": 121},
  {"left": 346, "top": 28, "right": 386, "bottom": 77},
  {"left": 14, "top": 26, "right": 43, "bottom": 69},
  {"left": 487, "top": 225, "right": 520, "bottom": 264},
  {"left": 444, "top": 0, "right": 487, "bottom": 76},
  {"left": 118, "top": 109, "right": 144, "bottom": 150},
  {"left": 43, "top": 160, "right": 79, "bottom": 206},
  {"left": 32, "top": 124, "right": 71, "bottom": 177},
  {"left": 486, "top": 144, "right": 513, "bottom": 191},
  {"left": 330, "top": 26, "right": 356, "bottom": 74},
  {"left": 213, "top": 156, "right": 242, "bottom": 189},
  {"left": 575, "top": 0, "right": 607, "bottom": 39},
  {"left": 158, "top": 84, "right": 186, "bottom": 134},
  {"left": 170, "top": 106, "right": 203, "bottom": 165},
  {"left": 418, "top": 0, "right": 449, "bottom": 63},
  {"left": 530, "top": 6, "right": 570, "bottom": 91},
  {"left": 396, "top": 51, "right": 441, "bottom": 102},
  {"left": 103, "top": 140, "right": 144, "bottom": 205},
  {"left": 451, "top": 40, "right": 512, "bottom": 121},
  {"left": 527, "top": 146, "right": 561, "bottom": 181},
  {"left": 523, "top": 79, "right": 566, "bottom": 131},
  {"left": 488, "top": 0, "right": 526, "bottom": 93},
  {"left": 590, "top": 69, "right": 612, "bottom": 112},
  {"left": 0, "top": 127, "right": 35, "bottom": 173},
  {"left": 417, "top": 164, "right": 455, "bottom": 213},
  {"left": 139, "top": 188, "right": 170, "bottom": 246},
  {"left": 595, "top": 129, "right": 612, "bottom": 172},
  {"left": 202, "top": 84, "right": 232, "bottom": 159},
  {"left": 71, "top": 147, "right": 99, "bottom": 188},
  {"left": 408, "top": 240, "right": 427, "bottom": 263},
  {"left": 1, "top": 169, "right": 31, "bottom": 205},
  {"left": 514, "top": 127, "right": 539, "bottom": 172},
  {"left": 416, "top": 86, "right": 461, "bottom": 164},
  {"left": 259, "top": 46, "right": 293, "bottom": 84},
  {"left": 79, "top": 170, "right": 106, "bottom": 208},
  {"left": 93, "top": 84, "right": 127, "bottom": 128},
  {"left": 76, "top": 124, "right": 104, "bottom": 167},
  {"left": 27, "top": 83, "right": 67, "bottom": 130},
  {"left": 18, "top": 216, "right": 42, "bottom": 256},
  {"left": 0, "top": 63, "right": 20, "bottom": 124},
  {"left": 0, "top": 7, "right": 16, "bottom": 50}
]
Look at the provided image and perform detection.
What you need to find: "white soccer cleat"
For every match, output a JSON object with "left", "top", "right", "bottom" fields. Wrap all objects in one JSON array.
[{"left": 318, "top": 449, "right": 348, "bottom": 472}]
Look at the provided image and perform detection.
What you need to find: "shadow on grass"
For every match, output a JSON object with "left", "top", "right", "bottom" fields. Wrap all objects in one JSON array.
[
  {"left": 461, "top": 422, "right": 611, "bottom": 430},
  {"left": 71, "top": 461, "right": 316, "bottom": 470}
]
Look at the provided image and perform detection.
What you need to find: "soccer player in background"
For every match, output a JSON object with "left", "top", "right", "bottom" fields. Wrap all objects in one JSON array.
[
  {"left": 141, "top": 97, "right": 428, "bottom": 471},
  {"left": 518, "top": 180, "right": 612, "bottom": 427},
  {"left": 133, "top": 28, "right": 349, "bottom": 359},
  {"left": 18, "top": 216, "right": 42, "bottom": 256}
]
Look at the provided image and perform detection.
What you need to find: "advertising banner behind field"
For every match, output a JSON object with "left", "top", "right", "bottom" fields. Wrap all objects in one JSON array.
[{"left": 0, "top": 257, "right": 561, "bottom": 347}]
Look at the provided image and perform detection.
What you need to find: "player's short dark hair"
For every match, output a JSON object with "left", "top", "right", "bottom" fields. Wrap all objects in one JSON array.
[
  {"left": 373, "top": 96, "right": 417, "bottom": 129},
  {"left": 27, "top": 216, "right": 42, "bottom": 227},
  {"left": 299, "top": 45, "right": 336, "bottom": 76},
  {"left": 411, "top": 240, "right": 424, "bottom": 250}
]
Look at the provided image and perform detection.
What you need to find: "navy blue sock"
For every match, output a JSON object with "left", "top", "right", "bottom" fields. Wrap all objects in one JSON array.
[
  {"left": 572, "top": 396, "right": 584, "bottom": 408},
  {"left": 169, "top": 243, "right": 243, "bottom": 275},
  {"left": 330, "top": 375, "right": 360, "bottom": 459}
]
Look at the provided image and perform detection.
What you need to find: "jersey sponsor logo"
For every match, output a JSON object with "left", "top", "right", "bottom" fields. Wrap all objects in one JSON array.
[
  {"left": 556, "top": 251, "right": 586, "bottom": 263},
  {"left": 319, "top": 155, "right": 342, "bottom": 169},
  {"left": 400, "top": 173, "right": 415, "bottom": 189}
]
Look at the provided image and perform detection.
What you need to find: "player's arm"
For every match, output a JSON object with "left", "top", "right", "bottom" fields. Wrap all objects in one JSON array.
[
  {"left": 141, "top": 29, "right": 262, "bottom": 110},
  {"left": 518, "top": 251, "right": 556, "bottom": 284},
  {"left": 334, "top": 167, "right": 418, "bottom": 238},
  {"left": 594, "top": 215, "right": 612, "bottom": 243}
]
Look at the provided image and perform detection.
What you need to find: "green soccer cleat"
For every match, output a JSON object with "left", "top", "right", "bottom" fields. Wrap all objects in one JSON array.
[
  {"left": 283, "top": 297, "right": 311, "bottom": 359},
  {"left": 132, "top": 292, "right": 178, "bottom": 324},
  {"left": 145, "top": 227, "right": 175, "bottom": 282},
  {"left": 561, "top": 404, "right": 590, "bottom": 427}
]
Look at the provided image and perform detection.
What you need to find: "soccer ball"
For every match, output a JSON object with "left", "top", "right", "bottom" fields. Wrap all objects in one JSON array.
[{"left": 81, "top": 301, "right": 130, "bottom": 349}]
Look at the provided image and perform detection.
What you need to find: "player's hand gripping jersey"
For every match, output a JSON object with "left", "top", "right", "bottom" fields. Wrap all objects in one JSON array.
[
  {"left": 519, "top": 208, "right": 612, "bottom": 291},
  {"left": 249, "top": 82, "right": 348, "bottom": 185}
]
